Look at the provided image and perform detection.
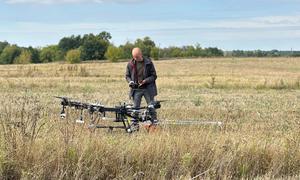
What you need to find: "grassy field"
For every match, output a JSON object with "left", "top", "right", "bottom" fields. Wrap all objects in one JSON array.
[{"left": 0, "top": 57, "right": 300, "bottom": 179}]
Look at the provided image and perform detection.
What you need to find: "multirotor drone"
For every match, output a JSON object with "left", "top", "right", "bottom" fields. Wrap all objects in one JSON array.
[
  {"left": 55, "top": 96, "right": 162, "bottom": 133},
  {"left": 55, "top": 96, "right": 222, "bottom": 133}
]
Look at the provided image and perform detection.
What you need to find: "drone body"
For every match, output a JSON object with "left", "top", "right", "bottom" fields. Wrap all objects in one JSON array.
[{"left": 55, "top": 96, "right": 161, "bottom": 133}]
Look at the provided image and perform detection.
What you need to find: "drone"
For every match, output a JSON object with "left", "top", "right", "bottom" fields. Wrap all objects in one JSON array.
[
  {"left": 55, "top": 96, "right": 162, "bottom": 133},
  {"left": 55, "top": 96, "right": 223, "bottom": 133}
]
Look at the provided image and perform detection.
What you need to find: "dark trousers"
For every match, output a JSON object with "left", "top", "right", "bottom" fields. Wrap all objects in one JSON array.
[{"left": 133, "top": 89, "right": 157, "bottom": 120}]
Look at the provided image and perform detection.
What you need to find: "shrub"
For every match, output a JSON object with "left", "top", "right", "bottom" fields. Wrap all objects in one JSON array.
[
  {"left": 40, "top": 45, "right": 63, "bottom": 63},
  {"left": 150, "top": 47, "right": 159, "bottom": 60},
  {"left": 0, "top": 45, "right": 21, "bottom": 64},
  {"left": 14, "top": 50, "right": 32, "bottom": 64},
  {"left": 105, "top": 45, "right": 124, "bottom": 62},
  {"left": 65, "top": 49, "right": 81, "bottom": 64}
]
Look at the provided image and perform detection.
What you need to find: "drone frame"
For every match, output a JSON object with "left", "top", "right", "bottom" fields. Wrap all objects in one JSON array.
[{"left": 55, "top": 96, "right": 160, "bottom": 133}]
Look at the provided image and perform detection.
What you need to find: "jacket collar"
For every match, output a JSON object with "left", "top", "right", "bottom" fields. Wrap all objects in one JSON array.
[{"left": 131, "top": 56, "right": 151, "bottom": 65}]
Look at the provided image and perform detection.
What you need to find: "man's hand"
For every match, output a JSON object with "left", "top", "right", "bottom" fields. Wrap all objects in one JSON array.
[
  {"left": 129, "top": 81, "right": 138, "bottom": 88},
  {"left": 129, "top": 81, "right": 134, "bottom": 86},
  {"left": 139, "top": 80, "right": 146, "bottom": 87}
]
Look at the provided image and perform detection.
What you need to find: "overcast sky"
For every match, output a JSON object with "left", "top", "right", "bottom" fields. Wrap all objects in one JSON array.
[{"left": 0, "top": 0, "right": 300, "bottom": 50}]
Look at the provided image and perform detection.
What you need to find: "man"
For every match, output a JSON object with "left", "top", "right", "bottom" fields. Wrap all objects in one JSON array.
[{"left": 125, "top": 47, "right": 158, "bottom": 125}]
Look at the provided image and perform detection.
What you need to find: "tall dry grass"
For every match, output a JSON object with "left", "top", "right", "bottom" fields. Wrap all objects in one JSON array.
[{"left": 0, "top": 57, "right": 299, "bottom": 179}]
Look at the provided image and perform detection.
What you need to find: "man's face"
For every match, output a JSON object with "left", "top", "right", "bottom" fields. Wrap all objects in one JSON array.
[{"left": 132, "top": 49, "right": 143, "bottom": 61}]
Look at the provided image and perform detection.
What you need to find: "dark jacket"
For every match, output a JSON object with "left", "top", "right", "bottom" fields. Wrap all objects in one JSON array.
[{"left": 125, "top": 57, "right": 158, "bottom": 98}]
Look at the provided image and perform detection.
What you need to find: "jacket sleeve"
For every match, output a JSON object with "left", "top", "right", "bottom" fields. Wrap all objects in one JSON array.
[
  {"left": 144, "top": 61, "right": 157, "bottom": 84},
  {"left": 125, "top": 63, "right": 132, "bottom": 83}
]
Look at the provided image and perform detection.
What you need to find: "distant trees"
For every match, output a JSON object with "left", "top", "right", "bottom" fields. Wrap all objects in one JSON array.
[
  {"left": 163, "top": 47, "right": 181, "bottom": 57},
  {"left": 66, "top": 49, "right": 81, "bottom": 64},
  {"left": 105, "top": 45, "right": 124, "bottom": 62},
  {"left": 134, "top": 37, "right": 156, "bottom": 58},
  {"left": 119, "top": 41, "right": 135, "bottom": 59},
  {"left": 14, "top": 49, "right": 32, "bottom": 64},
  {"left": 158, "top": 45, "right": 223, "bottom": 58},
  {"left": 57, "top": 32, "right": 111, "bottom": 61},
  {"left": 150, "top": 47, "right": 159, "bottom": 60},
  {"left": 228, "top": 50, "right": 289, "bottom": 57},
  {"left": 0, "top": 36, "right": 224, "bottom": 65},
  {"left": 291, "top": 51, "right": 300, "bottom": 57},
  {"left": 0, "top": 41, "right": 9, "bottom": 55},
  {"left": 98, "top": 31, "right": 112, "bottom": 42},
  {"left": 28, "top": 46, "right": 41, "bottom": 63},
  {"left": 0, "top": 42, "right": 43, "bottom": 64},
  {"left": 80, "top": 33, "right": 110, "bottom": 60},
  {"left": 0, "top": 45, "right": 21, "bottom": 64},
  {"left": 0, "top": 31, "right": 111, "bottom": 65},
  {"left": 40, "top": 45, "right": 63, "bottom": 63},
  {"left": 204, "top": 47, "right": 224, "bottom": 57},
  {"left": 103, "top": 37, "right": 224, "bottom": 61},
  {"left": 2, "top": 32, "right": 299, "bottom": 65},
  {"left": 58, "top": 35, "right": 81, "bottom": 53}
]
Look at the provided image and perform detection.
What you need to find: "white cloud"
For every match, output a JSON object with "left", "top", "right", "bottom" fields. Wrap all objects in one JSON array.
[
  {"left": 4, "top": 0, "right": 144, "bottom": 4},
  {"left": 2, "top": 15, "right": 300, "bottom": 33},
  {"left": 1, "top": 15, "right": 300, "bottom": 49}
]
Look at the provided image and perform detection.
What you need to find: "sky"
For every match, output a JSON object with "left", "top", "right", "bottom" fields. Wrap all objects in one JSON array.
[{"left": 0, "top": 0, "right": 300, "bottom": 50}]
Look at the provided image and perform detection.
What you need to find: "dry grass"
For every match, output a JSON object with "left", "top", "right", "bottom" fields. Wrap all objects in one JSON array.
[{"left": 0, "top": 57, "right": 300, "bottom": 179}]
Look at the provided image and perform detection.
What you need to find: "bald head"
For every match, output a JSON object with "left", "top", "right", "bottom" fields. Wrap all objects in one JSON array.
[{"left": 132, "top": 47, "right": 143, "bottom": 61}]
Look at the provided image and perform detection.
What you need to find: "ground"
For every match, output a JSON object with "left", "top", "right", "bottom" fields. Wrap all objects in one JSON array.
[{"left": 0, "top": 57, "right": 299, "bottom": 179}]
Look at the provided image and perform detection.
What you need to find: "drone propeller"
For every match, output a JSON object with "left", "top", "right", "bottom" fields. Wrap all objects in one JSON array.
[
  {"left": 162, "top": 120, "right": 223, "bottom": 127},
  {"left": 54, "top": 96, "right": 68, "bottom": 100},
  {"left": 155, "top": 100, "right": 168, "bottom": 103}
]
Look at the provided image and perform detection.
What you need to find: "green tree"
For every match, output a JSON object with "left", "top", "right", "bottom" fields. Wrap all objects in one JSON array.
[
  {"left": 150, "top": 47, "right": 159, "bottom": 60},
  {"left": 268, "top": 50, "right": 279, "bottom": 57},
  {"left": 169, "top": 47, "right": 182, "bottom": 57},
  {"left": 65, "top": 49, "right": 81, "bottom": 64},
  {"left": 14, "top": 50, "right": 32, "bottom": 64},
  {"left": 28, "top": 46, "right": 41, "bottom": 63},
  {"left": 204, "top": 47, "right": 224, "bottom": 57},
  {"left": 134, "top": 37, "right": 156, "bottom": 58},
  {"left": 0, "top": 45, "right": 21, "bottom": 64},
  {"left": 254, "top": 50, "right": 267, "bottom": 57},
  {"left": 181, "top": 46, "right": 196, "bottom": 57},
  {"left": 0, "top": 41, "right": 9, "bottom": 55},
  {"left": 119, "top": 41, "right": 135, "bottom": 59},
  {"left": 81, "top": 34, "right": 110, "bottom": 60},
  {"left": 105, "top": 45, "right": 124, "bottom": 62},
  {"left": 58, "top": 35, "right": 82, "bottom": 53},
  {"left": 40, "top": 45, "right": 63, "bottom": 63},
  {"left": 194, "top": 43, "right": 203, "bottom": 57},
  {"left": 98, "top": 31, "right": 112, "bottom": 42}
]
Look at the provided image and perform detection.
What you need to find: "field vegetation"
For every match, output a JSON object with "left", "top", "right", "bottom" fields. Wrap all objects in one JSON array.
[{"left": 0, "top": 57, "right": 299, "bottom": 179}]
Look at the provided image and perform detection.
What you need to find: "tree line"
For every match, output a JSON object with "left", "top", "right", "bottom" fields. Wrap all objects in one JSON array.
[
  {"left": 226, "top": 50, "right": 300, "bottom": 57},
  {"left": 0, "top": 31, "right": 298, "bottom": 64},
  {"left": 0, "top": 32, "right": 112, "bottom": 64},
  {"left": 0, "top": 31, "right": 224, "bottom": 64}
]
